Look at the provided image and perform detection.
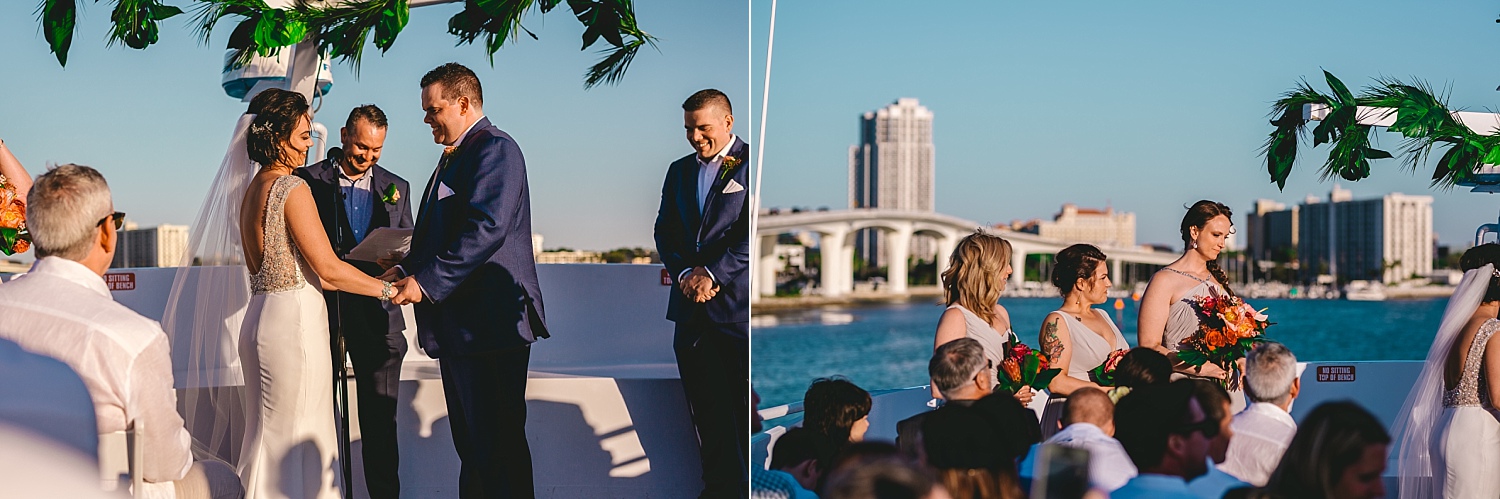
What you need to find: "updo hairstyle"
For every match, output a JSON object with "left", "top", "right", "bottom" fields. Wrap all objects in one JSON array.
[
  {"left": 245, "top": 89, "right": 310, "bottom": 167},
  {"left": 1460, "top": 243, "right": 1500, "bottom": 302},
  {"left": 1051, "top": 243, "right": 1107, "bottom": 297},
  {"left": 1180, "top": 200, "right": 1236, "bottom": 296}
]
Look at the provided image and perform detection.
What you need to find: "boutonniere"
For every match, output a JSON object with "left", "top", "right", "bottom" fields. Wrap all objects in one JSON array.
[
  {"left": 381, "top": 183, "right": 401, "bottom": 205},
  {"left": 441, "top": 146, "right": 460, "bottom": 163},
  {"left": 719, "top": 155, "right": 741, "bottom": 180}
]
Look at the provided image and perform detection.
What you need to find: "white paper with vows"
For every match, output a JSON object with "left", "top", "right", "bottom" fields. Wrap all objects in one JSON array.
[{"left": 346, "top": 227, "right": 412, "bottom": 262}]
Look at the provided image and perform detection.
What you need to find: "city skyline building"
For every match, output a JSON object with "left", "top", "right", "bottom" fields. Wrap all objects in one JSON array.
[
  {"left": 1246, "top": 199, "right": 1299, "bottom": 264},
  {"left": 1012, "top": 203, "right": 1137, "bottom": 249},
  {"left": 111, "top": 224, "right": 189, "bottom": 268},
  {"left": 849, "top": 98, "right": 936, "bottom": 267},
  {"left": 1296, "top": 186, "right": 1433, "bottom": 283}
]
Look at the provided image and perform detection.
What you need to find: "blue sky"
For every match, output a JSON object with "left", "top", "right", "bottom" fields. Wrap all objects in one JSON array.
[
  {"left": 0, "top": 0, "right": 748, "bottom": 253},
  {"left": 751, "top": 1, "right": 1500, "bottom": 248}
]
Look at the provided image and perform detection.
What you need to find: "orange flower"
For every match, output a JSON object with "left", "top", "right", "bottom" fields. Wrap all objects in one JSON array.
[
  {"left": 0, "top": 201, "right": 24, "bottom": 229},
  {"left": 11, "top": 238, "right": 28, "bottom": 254},
  {"left": 1000, "top": 358, "right": 1022, "bottom": 382}
]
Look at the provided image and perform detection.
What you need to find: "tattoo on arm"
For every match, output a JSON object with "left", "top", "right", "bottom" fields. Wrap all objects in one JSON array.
[{"left": 1042, "top": 319, "right": 1064, "bottom": 359}]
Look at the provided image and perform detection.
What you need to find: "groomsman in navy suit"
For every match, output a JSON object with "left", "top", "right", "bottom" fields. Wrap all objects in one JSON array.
[
  {"left": 654, "top": 89, "right": 750, "bottom": 498},
  {"left": 386, "top": 63, "right": 549, "bottom": 499},
  {"left": 295, "top": 104, "right": 413, "bottom": 499}
]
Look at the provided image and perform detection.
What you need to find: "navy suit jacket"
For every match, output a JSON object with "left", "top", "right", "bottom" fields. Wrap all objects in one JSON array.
[
  {"left": 295, "top": 158, "right": 413, "bottom": 333},
  {"left": 402, "top": 117, "right": 548, "bottom": 357},
  {"left": 654, "top": 138, "right": 751, "bottom": 326}
]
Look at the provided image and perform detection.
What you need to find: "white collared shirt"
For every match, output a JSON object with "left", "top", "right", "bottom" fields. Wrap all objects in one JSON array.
[
  {"left": 0, "top": 257, "right": 192, "bottom": 499},
  {"left": 450, "top": 115, "right": 486, "bottom": 148},
  {"left": 1218, "top": 401, "right": 1297, "bottom": 486},
  {"left": 696, "top": 135, "right": 737, "bottom": 212},
  {"left": 1019, "top": 422, "right": 1137, "bottom": 492}
]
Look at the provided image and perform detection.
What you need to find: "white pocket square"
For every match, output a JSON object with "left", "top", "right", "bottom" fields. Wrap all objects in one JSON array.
[
  {"left": 437, "top": 182, "right": 456, "bottom": 200},
  {"left": 722, "top": 179, "right": 744, "bottom": 194}
]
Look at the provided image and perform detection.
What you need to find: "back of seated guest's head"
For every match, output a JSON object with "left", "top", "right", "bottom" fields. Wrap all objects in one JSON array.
[
  {"left": 1245, "top": 342, "right": 1300, "bottom": 409},
  {"left": 26, "top": 164, "right": 115, "bottom": 275},
  {"left": 825, "top": 455, "right": 945, "bottom": 499},
  {"left": 805, "top": 376, "right": 873, "bottom": 443},
  {"left": 1062, "top": 387, "right": 1115, "bottom": 436},
  {"left": 771, "top": 427, "right": 837, "bottom": 492},
  {"left": 1113, "top": 347, "right": 1172, "bottom": 388},
  {"left": 931, "top": 338, "right": 992, "bottom": 401},
  {"left": 1258, "top": 401, "right": 1389, "bottom": 499},
  {"left": 1113, "top": 380, "right": 1211, "bottom": 481},
  {"left": 972, "top": 392, "right": 1042, "bottom": 462}
]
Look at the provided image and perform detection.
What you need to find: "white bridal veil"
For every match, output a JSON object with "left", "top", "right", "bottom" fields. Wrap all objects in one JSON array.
[
  {"left": 1393, "top": 263, "right": 1495, "bottom": 498},
  {"left": 163, "top": 113, "right": 257, "bottom": 462}
]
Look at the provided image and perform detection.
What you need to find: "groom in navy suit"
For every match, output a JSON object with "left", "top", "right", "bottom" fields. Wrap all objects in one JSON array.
[
  {"left": 386, "top": 63, "right": 548, "bottom": 499},
  {"left": 654, "top": 89, "right": 750, "bottom": 498},
  {"left": 295, "top": 104, "right": 413, "bottom": 499}
]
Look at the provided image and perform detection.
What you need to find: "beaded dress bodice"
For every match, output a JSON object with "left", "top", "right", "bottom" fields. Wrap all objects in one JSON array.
[
  {"left": 1444, "top": 319, "right": 1500, "bottom": 408},
  {"left": 248, "top": 175, "right": 307, "bottom": 295}
]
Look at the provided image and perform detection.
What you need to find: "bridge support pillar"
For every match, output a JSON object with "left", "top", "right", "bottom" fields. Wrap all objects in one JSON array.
[
  {"left": 888, "top": 226, "right": 912, "bottom": 294},
  {"left": 757, "top": 234, "right": 778, "bottom": 297},
  {"left": 1111, "top": 258, "right": 1123, "bottom": 285},
  {"left": 1010, "top": 243, "right": 1027, "bottom": 289},
  {"left": 820, "top": 230, "right": 849, "bottom": 297},
  {"left": 935, "top": 232, "right": 957, "bottom": 281}
]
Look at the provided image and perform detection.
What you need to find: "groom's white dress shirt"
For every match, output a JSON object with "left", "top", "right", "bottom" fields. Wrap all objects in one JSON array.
[
  {"left": 679, "top": 135, "right": 738, "bottom": 283},
  {"left": 0, "top": 257, "right": 193, "bottom": 499},
  {"left": 1018, "top": 422, "right": 1136, "bottom": 491},
  {"left": 1218, "top": 401, "right": 1297, "bottom": 486}
]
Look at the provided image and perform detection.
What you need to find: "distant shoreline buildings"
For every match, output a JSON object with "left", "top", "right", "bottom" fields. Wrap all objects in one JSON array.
[
  {"left": 111, "top": 223, "right": 189, "bottom": 268},
  {"left": 1246, "top": 185, "right": 1434, "bottom": 284},
  {"left": 1004, "top": 203, "right": 1137, "bottom": 250}
]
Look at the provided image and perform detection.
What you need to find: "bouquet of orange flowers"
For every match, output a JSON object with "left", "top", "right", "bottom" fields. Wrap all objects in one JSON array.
[
  {"left": 1088, "top": 349, "right": 1130, "bottom": 386},
  {"left": 0, "top": 175, "right": 29, "bottom": 256},
  {"left": 1177, "top": 290, "right": 1271, "bottom": 389},
  {"left": 996, "top": 335, "right": 1063, "bottom": 393}
]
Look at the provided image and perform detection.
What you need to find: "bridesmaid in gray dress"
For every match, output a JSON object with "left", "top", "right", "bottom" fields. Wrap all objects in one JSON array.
[
  {"left": 1038, "top": 244, "right": 1130, "bottom": 435},
  {"left": 933, "top": 231, "right": 1034, "bottom": 406},
  {"left": 1138, "top": 200, "right": 1247, "bottom": 413}
]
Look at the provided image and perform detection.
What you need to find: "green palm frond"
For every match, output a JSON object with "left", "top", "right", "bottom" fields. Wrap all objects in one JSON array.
[{"left": 1263, "top": 72, "right": 1499, "bottom": 189}]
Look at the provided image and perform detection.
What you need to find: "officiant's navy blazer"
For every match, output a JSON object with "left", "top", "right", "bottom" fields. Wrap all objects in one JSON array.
[
  {"left": 404, "top": 117, "right": 548, "bottom": 357},
  {"left": 296, "top": 158, "right": 412, "bottom": 333},
  {"left": 654, "top": 138, "right": 751, "bottom": 328}
]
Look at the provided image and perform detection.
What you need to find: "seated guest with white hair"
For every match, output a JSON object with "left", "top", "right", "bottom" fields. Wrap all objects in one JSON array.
[
  {"left": 896, "top": 337, "right": 993, "bottom": 458},
  {"left": 1218, "top": 342, "right": 1300, "bottom": 486},
  {"left": 0, "top": 165, "right": 243, "bottom": 499},
  {"left": 1019, "top": 387, "right": 1136, "bottom": 491}
]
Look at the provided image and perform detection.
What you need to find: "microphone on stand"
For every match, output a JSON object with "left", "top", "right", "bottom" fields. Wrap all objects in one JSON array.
[{"left": 327, "top": 150, "right": 355, "bottom": 499}]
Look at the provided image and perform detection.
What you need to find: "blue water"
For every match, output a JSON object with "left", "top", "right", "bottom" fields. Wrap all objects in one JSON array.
[{"left": 752, "top": 297, "right": 1450, "bottom": 408}]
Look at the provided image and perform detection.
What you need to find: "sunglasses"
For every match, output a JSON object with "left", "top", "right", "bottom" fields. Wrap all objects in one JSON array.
[
  {"left": 1174, "top": 418, "right": 1221, "bottom": 438},
  {"left": 98, "top": 211, "right": 126, "bottom": 230}
]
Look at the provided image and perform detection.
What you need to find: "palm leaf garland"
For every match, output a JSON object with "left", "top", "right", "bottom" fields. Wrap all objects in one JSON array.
[
  {"left": 37, "top": 0, "right": 184, "bottom": 66},
  {"left": 38, "top": 0, "right": 653, "bottom": 88},
  {"left": 1263, "top": 71, "right": 1500, "bottom": 189}
]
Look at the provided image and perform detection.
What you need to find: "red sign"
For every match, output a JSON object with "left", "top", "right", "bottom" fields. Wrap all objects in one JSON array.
[
  {"left": 105, "top": 272, "right": 136, "bottom": 291},
  {"left": 1316, "top": 365, "right": 1356, "bottom": 382},
  {"left": 660, "top": 269, "right": 673, "bottom": 286}
]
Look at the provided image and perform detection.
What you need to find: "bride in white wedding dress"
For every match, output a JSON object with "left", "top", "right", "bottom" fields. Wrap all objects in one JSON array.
[
  {"left": 1396, "top": 243, "right": 1500, "bottom": 499},
  {"left": 233, "top": 89, "right": 415, "bottom": 499}
]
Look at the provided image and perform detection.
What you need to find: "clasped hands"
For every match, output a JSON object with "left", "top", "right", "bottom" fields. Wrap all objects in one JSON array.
[
  {"left": 681, "top": 267, "right": 720, "bottom": 303},
  {"left": 377, "top": 265, "right": 424, "bottom": 306}
]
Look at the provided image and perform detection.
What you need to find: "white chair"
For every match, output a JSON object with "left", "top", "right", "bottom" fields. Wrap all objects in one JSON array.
[{"left": 98, "top": 420, "right": 144, "bottom": 496}]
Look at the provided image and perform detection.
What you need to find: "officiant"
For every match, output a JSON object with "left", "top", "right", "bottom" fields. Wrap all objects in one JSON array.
[{"left": 295, "top": 104, "right": 413, "bottom": 499}]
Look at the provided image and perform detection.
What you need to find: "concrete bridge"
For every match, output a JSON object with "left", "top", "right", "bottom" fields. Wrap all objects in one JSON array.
[{"left": 755, "top": 209, "right": 1179, "bottom": 297}]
